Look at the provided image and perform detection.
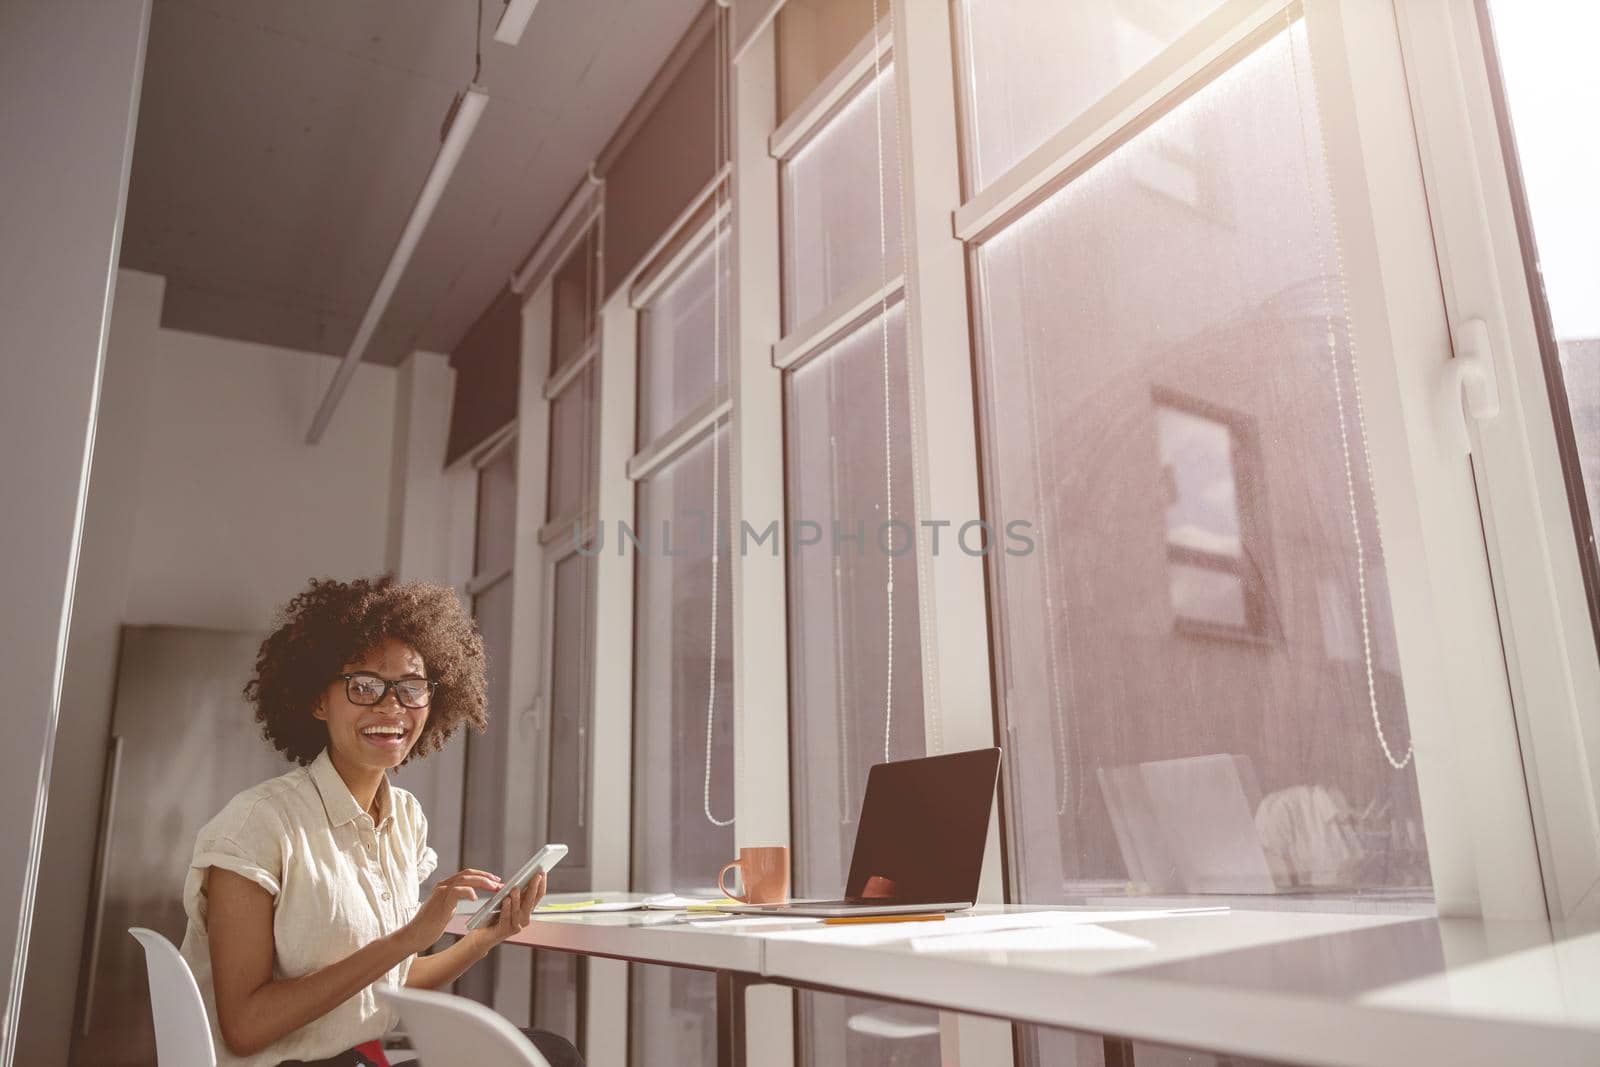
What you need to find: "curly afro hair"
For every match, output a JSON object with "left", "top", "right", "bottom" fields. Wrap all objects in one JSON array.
[{"left": 245, "top": 575, "right": 488, "bottom": 766}]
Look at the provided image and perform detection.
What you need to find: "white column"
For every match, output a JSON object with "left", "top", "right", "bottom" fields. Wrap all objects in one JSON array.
[
  {"left": 581, "top": 290, "right": 640, "bottom": 1067},
  {"left": 892, "top": 2, "right": 1013, "bottom": 1062},
  {"left": 729, "top": 17, "right": 797, "bottom": 1067},
  {"left": 0, "top": 2, "right": 152, "bottom": 1061}
]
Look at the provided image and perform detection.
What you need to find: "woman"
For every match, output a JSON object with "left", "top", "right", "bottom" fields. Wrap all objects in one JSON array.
[{"left": 179, "top": 576, "right": 582, "bottom": 1067}]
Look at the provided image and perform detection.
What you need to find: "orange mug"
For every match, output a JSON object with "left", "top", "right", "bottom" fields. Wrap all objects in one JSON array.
[{"left": 717, "top": 846, "right": 790, "bottom": 905}]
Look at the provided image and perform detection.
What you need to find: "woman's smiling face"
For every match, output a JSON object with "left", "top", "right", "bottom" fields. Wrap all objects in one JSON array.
[{"left": 315, "top": 637, "right": 430, "bottom": 773}]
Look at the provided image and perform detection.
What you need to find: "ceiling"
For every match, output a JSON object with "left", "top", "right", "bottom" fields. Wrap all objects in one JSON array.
[{"left": 120, "top": 0, "right": 702, "bottom": 365}]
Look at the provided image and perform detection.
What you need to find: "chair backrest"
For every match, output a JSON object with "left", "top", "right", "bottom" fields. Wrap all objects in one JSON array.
[
  {"left": 129, "top": 927, "right": 217, "bottom": 1067},
  {"left": 377, "top": 985, "right": 551, "bottom": 1067}
]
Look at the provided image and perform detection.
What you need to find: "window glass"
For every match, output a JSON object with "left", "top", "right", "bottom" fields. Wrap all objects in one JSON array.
[
  {"left": 1028, "top": 1025, "right": 1289, "bottom": 1066},
  {"left": 786, "top": 306, "right": 925, "bottom": 895},
  {"left": 954, "top": 0, "right": 1227, "bottom": 192},
  {"left": 630, "top": 964, "right": 718, "bottom": 1067},
  {"left": 475, "top": 446, "right": 517, "bottom": 576},
  {"left": 546, "top": 364, "right": 595, "bottom": 525},
  {"left": 798, "top": 992, "right": 940, "bottom": 1067},
  {"left": 457, "top": 570, "right": 513, "bottom": 1006},
  {"left": 552, "top": 225, "right": 599, "bottom": 375},
  {"left": 532, "top": 953, "right": 581, "bottom": 1051},
  {"left": 973, "top": 23, "right": 1433, "bottom": 904},
  {"left": 631, "top": 428, "right": 734, "bottom": 1066},
  {"left": 785, "top": 305, "right": 938, "bottom": 1067},
  {"left": 781, "top": 65, "right": 904, "bottom": 331},
  {"left": 1483, "top": 0, "right": 1600, "bottom": 592},
  {"left": 638, "top": 227, "right": 731, "bottom": 448},
  {"left": 548, "top": 550, "right": 593, "bottom": 883}
]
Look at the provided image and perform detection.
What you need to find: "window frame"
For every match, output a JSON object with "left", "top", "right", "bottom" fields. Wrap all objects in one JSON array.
[
  {"left": 952, "top": 0, "right": 1553, "bottom": 926},
  {"left": 1389, "top": 0, "right": 1600, "bottom": 924}
]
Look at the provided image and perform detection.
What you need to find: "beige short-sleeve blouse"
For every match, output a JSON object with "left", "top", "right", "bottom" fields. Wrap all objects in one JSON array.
[{"left": 179, "top": 750, "right": 438, "bottom": 1066}]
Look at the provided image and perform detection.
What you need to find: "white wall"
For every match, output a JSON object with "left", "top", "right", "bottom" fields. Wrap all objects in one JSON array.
[
  {"left": 0, "top": 4, "right": 152, "bottom": 1063},
  {"left": 17, "top": 269, "right": 413, "bottom": 1064},
  {"left": 17, "top": 271, "right": 162, "bottom": 1066},
  {"left": 122, "top": 291, "right": 396, "bottom": 630},
  {"left": 386, "top": 350, "right": 468, "bottom": 881}
]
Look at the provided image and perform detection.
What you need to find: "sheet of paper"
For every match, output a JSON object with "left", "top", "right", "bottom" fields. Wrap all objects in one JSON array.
[
  {"left": 760, "top": 908, "right": 1225, "bottom": 945},
  {"left": 639, "top": 893, "right": 742, "bottom": 910},
  {"left": 908, "top": 924, "right": 1155, "bottom": 954},
  {"left": 534, "top": 901, "right": 644, "bottom": 913}
]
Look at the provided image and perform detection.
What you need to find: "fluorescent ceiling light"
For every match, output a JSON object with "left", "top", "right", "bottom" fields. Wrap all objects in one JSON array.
[
  {"left": 306, "top": 86, "right": 489, "bottom": 444},
  {"left": 493, "top": 0, "right": 539, "bottom": 45}
]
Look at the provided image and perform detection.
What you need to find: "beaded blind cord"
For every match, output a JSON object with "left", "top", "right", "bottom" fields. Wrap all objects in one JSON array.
[
  {"left": 704, "top": 6, "right": 736, "bottom": 826},
  {"left": 869, "top": 0, "right": 902, "bottom": 763},
  {"left": 1285, "top": 5, "right": 1411, "bottom": 769}
]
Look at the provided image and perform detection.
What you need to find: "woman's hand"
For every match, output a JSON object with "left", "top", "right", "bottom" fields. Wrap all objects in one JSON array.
[
  {"left": 468, "top": 870, "right": 546, "bottom": 949},
  {"left": 401, "top": 869, "right": 502, "bottom": 954}
]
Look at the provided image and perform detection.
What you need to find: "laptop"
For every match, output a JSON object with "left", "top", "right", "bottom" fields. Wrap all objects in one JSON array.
[{"left": 718, "top": 747, "right": 1001, "bottom": 918}]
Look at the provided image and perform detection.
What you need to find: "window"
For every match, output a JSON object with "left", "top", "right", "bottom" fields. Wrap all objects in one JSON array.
[
  {"left": 546, "top": 550, "right": 594, "bottom": 883},
  {"left": 552, "top": 225, "right": 600, "bottom": 376},
  {"left": 785, "top": 305, "right": 925, "bottom": 893},
  {"left": 780, "top": 63, "right": 904, "bottom": 329},
  {"left": 958, "top": 14, "right": 1446, "bottom": 1061},
  {"left": 777, "top": 43, "right": 935, "bottom": 1067},
  {"left": 630, "top": 428, "right": 733, "bottom": 1067},
  {"left": 629, "top": 212, "right": 735, "bottom": 1066},
  {"left": 631, "top": 431, "right": 735, "bottom": 886},
  {"left": 798, "top": 991, "right": 941, "bottom": 1067},
  {"left": 1480, "top": 0, "right": 1600, "bottom": 619},
  {"left": 547, "top": 363, "right": 596, "bottom": 525},
  {"left": 954, "top": 0, "right": 1229, "bottom": 192},
  {"left": 784, "top": 307, "right": 934, "bottom": 1067},
  {"left": 637, "top": 227, "right": 731, "bottom": 446},
  {"left": 965, "top": 17, "right": 1432, "bottom": 908},
  {"left": 534, "top": 221, "right": 603, "bottom": 1045},
  {"left": 458, "top": 440, "right": 517, "bottom": 1006}
]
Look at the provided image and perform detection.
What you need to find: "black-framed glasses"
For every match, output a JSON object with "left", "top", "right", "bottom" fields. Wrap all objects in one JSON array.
[{"left": 339, "top": 672, "right": 438, "bottom": 709}]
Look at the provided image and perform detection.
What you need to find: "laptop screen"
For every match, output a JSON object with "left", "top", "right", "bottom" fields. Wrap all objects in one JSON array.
[{"left": 843, "top": 748, "right": 1001, "bottom": 903}]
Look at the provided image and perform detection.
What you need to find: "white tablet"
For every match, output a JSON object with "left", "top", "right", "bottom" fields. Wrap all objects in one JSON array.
[{"left": 465, "top": 843, "right": 568, "bottom": 931}]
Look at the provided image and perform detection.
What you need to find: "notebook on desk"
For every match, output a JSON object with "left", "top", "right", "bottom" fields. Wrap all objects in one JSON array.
[{"left": 718, "top": 747, "right": 1001, "bottom": 918}]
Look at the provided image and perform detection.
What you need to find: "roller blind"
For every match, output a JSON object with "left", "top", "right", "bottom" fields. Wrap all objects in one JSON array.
[
  {"left": 600, "top": 15, "right": 720, "bottom": 298},
  {"left": 734, "top": 0, "right": 784, "bottom": 54},
  {"left": 776, "top": 0, "right": 874, "bottom": 123},
  {"left": 446, "top": 286, "right": 521, "bottom": 465}
]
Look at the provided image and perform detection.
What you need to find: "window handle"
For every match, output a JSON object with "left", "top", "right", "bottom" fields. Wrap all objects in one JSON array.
[{"left": 1443, "top": 317, "right": 1502, "bottom": 454}]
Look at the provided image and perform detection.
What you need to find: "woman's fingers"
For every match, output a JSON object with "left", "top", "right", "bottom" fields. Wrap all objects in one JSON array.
[
  {"left": 523, "top": 873, "right": 545, "bottom": 916},
  {"left": 513, "top": 877, "right": 538, "bottom": 929},
  {"left": 499, "top": 886, "right": 522, "bottom": 935},
  {"left": 440, "top": 872, "right": 501, "bottom": 893}
]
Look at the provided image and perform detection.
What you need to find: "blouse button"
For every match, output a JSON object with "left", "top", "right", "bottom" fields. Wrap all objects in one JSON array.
[{"left": 382, "top": 891, "right": 392, "bottom": 901}]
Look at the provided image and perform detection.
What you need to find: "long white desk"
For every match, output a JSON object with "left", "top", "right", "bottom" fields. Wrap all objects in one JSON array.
[{"left": 451, "top": 899, "right": 1600, "bottom": 1067}]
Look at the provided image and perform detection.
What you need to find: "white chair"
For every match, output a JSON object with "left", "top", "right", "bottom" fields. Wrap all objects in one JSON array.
[
  {"left": 129, "top": 927, "right": 217, "bottom": 1066},
  {"left": 377, "top": 986, "right": 551, "bottom": 1067}
]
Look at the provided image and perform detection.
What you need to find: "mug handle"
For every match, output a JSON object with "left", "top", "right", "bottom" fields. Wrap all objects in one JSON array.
[{"left": 717, "top": 860, "right": 747, "bottom": 902}]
